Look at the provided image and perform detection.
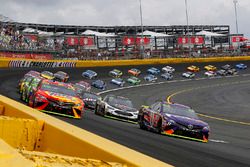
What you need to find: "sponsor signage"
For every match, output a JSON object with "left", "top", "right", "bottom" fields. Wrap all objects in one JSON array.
[
  {"left": 8, "top": 60, "right": 76, "bottom": 68},
  {"left": 231, "top": 36, "right": 248, "bottom": 43},
  {"left": 178, "top": 36, "right": 204, "bottom": 45},
  {"left": 122, "top": 37, "right": 150, "bottom": 46},
  {"left": 0, "top": 52, "right": 53, "bottom": 60}
]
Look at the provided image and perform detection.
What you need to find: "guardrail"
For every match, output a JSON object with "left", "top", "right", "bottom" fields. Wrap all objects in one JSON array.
[
  {"left": 1, "top": 56, "right": 250, "bottom": 68},
  {"left": 0, "top": 95, "right": 169, "bottom": 167}
]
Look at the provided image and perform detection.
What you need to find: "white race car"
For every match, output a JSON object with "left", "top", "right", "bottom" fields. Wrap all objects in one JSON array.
[
  {"left": 182, "top": 72, "right": 195, "bottom": 78},
  {"left": 95, "top": 95, "right": 139, "bottom": 122},
  {"left": 204, "top": 71, "right": 217, "bottom": 77},
  {"left": 162, "top": 66, "right": 175, "bottom": 73}
]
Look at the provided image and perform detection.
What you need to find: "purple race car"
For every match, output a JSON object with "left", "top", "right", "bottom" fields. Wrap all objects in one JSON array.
[{"left": 138, "top": 102, "right": 210, "bottom": 142}]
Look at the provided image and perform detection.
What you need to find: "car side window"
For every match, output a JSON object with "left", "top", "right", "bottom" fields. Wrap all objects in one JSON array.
[{"left": 151, "top": 102, "right": 161, "bottom": 112}]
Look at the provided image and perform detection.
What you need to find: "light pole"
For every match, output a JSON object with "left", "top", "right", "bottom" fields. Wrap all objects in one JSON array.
[
  {"left": 233, "top": 0, "right": 240, "bottom": 52},
  {"left": 184, "top": 0, "right": 191, "bottom": 57},
  {"left": 139, "top": 0, "right": 144, "bottom": 59}
]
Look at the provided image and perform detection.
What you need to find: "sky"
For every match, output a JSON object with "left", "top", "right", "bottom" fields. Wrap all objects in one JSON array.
[{"left": 0, "top": 0, "right": 249, "bottom": 38}]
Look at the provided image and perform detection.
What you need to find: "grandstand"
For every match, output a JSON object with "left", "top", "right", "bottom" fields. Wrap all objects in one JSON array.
[{"left": 0, "top": 16, "right": 249, "bottom": 60}]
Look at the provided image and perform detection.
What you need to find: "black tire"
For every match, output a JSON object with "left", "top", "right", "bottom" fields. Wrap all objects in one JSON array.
[
  {"left": 155, "top": 119, "right": 162, "bottom": 134},
  {"left": 138, "top": 114, "right": 147, "bottom": 130}
]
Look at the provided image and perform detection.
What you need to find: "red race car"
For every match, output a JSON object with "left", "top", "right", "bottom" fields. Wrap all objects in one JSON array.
[{"left": 28, "top": 80, "right": 84, "bottom": 119}]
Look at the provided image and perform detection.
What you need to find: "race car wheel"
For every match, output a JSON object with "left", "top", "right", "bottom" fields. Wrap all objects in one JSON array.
[
  {"left": 155, "top": 119, "right": 162, "bottom": 134},
  {"left": 21, "top": 91, "right": 26, "bottom": 101},
  {"left": 138, "top": 114, "right": 147, "bottom": 130}
]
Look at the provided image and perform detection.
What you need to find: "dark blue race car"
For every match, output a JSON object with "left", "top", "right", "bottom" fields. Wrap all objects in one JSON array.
[
  {"left": 82, "top": 70, "right": 97, "bottom": 79},
  {"left": 147, "top": 67, "right": 161, "bottom": 75},
  {"left": 91, "top": 80, "right": 106, "bottom": 90},
  {"left": 235, "top": 63, "right": 247, "bottom": 69},
  {"left": 138, "top": 102, "right": 210, "bottom": 142}
]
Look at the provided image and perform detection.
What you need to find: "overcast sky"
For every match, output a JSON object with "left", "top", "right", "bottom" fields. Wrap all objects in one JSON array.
[{"left": 1, "top": 0, "right": 249, "bottom": 37}]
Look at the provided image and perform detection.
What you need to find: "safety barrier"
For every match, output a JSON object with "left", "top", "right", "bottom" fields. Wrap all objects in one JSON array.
[
  {"left": 1, "top": 56, "right": 250, "bottom": 68},
  {"left": 0, "top": 95, "right": 170, "bottom": 167}
]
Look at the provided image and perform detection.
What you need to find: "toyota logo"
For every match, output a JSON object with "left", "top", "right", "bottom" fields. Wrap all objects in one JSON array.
[{"left": 188, "top": 124, "right": 193, "bottom": 130}]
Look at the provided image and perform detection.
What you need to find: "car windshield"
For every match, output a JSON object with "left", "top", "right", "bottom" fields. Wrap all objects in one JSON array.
[
  {"left": 108, "top": 96, "right": 133, "bottom": 108},
  {"left": 115, "top": 78, "right": 123, "bottom": 82},
  {"left": 56, "top": 71, "right": 67, "bottom": 76},
  {"left": 42, "top": 71, "right": 53, "bottom": 76},
  {"left": 87, "top": 70, "right": 95, "bottom": 74},
  {"left": 162, "top": 104, "right": 198, "bottom": 119},
  {"left": 83, "top": 93, "right": 100, "bottom": 99},
  {"left": 131, "top": 77, "right": 138, "bottom": 80},
  {"left": 41, "top": 83, "right": 77, "bottom": 96}
]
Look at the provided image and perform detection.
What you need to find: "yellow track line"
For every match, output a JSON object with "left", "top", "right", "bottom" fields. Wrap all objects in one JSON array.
[{"left": 166, "top": 81, "right": 250, "bottom": 126}]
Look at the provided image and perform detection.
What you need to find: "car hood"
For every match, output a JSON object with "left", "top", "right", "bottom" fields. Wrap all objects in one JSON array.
[
  {"left": 41, "top": 91, "right": 81, "bottom": 103},
  {"left": 165, "top": 114, "right": 208, "bottom": 127},
  {"left": 110, "top": 103, "right": 137, "bottom": 112}
]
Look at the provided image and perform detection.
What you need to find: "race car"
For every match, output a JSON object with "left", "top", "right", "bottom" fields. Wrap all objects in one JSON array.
[
  {"left": 147, "top": 67, "right": 160, "bottom": 75},
  {"left": 40, "top": 71, "right": 54, "bottom": 80},
  {"left": 54, "top": 71, "right": 69, "bottom": 82},
  {"left": 217, "top": 69, "right": 227, "bottom": 76},
  {"left": 162, "top": 66, "right": 175, "bottom": 73},
  {"left": 127, "top": 76, "right": 141, "bottom": 85},
  {"left": 204, "top": 71, "right": 217, "bottom": 77},
  {"left": 182, "top": 72, "right": 195, "bottom": 78},
  {"left": 161, "top": 73, "right": 173, "bottom": 80},
  {"left": 227, "top": 68, "right": 238, "bottom": 75},
  {"left": 95, "top": 94, "right": 139, "bottom": 122},
  {"left": 79, "top": 91, "right": 101, "bottom": 110},
  {"left": 19, "top": 75, "right": 37, "bottom": 94},
  {"left": 187, "top": 65, "right": 200, "bottom": 72},
  {"left": 109, "top": 69, "right": 123, "bottom": 78},
  {"left": 144, "top": 74, "right": 157, "bottom": 82},
  {"left": 138, "top": 102, "right": 210, "bottom": 142},
  {"left": 91, "top": 80, "right": 106, "bottom": 90},
  {"left": 28, "top": 80, "right": 84, "bottom": 119},
  {"left": 110, "top": 78, "right": 125, "bottom": 87},
  {"left": 204, "top": 65, "right": 217, "bottom": 71},
  {"left": 235, "top": 63, "right": 247, "bottom": 69},
  {"left": 21, "top": 76, "right": 43, "bottom": 103},
  {"left": 221, "top": 64, "right": 232, "bottom": 70},
  {"left": 18, "top": 70, "right": 40, "bottom": 90},
  {"left": 72, "top": 81, "right": 91, "bottom": 95},
  {"left": 82, "top": 70, "right": 97, "bottom": 79},
  {"left": 128, "top": 68, "right": 141, "bottom": 76}
]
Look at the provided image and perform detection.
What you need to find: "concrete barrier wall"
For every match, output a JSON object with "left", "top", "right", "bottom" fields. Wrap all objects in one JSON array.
[
  {"left": 2, "top": 56, "right": 250, "bottom": 68},
  {"left": 0, "top": 95, "right": 169, "bottom": 167}
]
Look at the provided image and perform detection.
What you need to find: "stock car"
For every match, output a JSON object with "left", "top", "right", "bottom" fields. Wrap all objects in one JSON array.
[
  {"left": 138, "top": 102, "right": 210, "bottom": 142},
  {"left": 147, "top": 67, "right": 161, "bottom": 75},
  {"left": 110, "top": 78, "right": 125, "bottom": 87},
  {"left": 221, "top": 64, "right": 232, "bottom": 70},
  {"left": 187, "top": 65, "right": 200, "bottom": 72},
  {"left": 82, "top": 70, "right": 97, "bottom": 79},
  {"left": 127, "top": 76, "right": 141, "bottom": 85},
  {"left": 162, "top": 66, "right": 175, "bottom": 73},
  {"left": 79, "top": 91, "right": 101, "bottom": 110},
  {"left": 109, "top": 69, "right": 123, "bottom": 78},
  {"left": 91, "top": 80, "right": 106, "bottom": 90},
  {"left": 128, "top": 68, "right": 141, "bottom": 76},
  {"left": 204, "top": 65, "right": 217, "bottom": 71},
  {"left": 54, "top": 71, "right": 69, "bottom": 82},
  {"left": 161, "top": 73, "right": 173, "bottom": 80},
  {"left": 72, "top": 81, "right": 91, "bottom": 95},
  {"left": 227, "top": 68, "right": 238, "bottom": 75},
  {"left": 28, "top": 80, "right": 84, "bottom": 119},
  {"left": 18, "top": 70, "right": 40, "bottom": 90},
  {"left": 235, "top": 63, "right": 247, "bottom": 69},
  {"left": 204, "top": 71, "right": 217, "bottom": 77},
  {"left": 19, "top": 75, "right": 37, "bottom": 94},
  {"left": 40, "top": 71, "right": 54, "bottom": 80},
  {"left": 182, "top": 72, "right": 195, "bottom": 78},
  {"left": 95, "top": 94, "right": 139, "bottom": 122},
  {"left": 21, "top": 77, "right": 43, "bottom": 102},
  {"left": 144, "top": 74, "right": 157, "bottom": 82},
  {"left": 217, "top": 69, "right": 227, "bottom": 76}
]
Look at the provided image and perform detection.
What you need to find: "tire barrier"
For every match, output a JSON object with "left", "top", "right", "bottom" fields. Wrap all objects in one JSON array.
[{"left": 8, "top": 60, "right": 76, "bottom": 68}]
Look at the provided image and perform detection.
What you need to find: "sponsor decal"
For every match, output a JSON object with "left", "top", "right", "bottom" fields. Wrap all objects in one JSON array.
[
  {"left": 8, "top": 60, "right": 76, "bottom": 68},
  {"left": 0, "top": 52, "right": 53, "bottom": 60}
]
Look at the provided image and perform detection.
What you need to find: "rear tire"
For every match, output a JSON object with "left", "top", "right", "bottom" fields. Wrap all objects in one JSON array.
[{"left": 138, "top": 114, "right": 147, "bottom": 130}]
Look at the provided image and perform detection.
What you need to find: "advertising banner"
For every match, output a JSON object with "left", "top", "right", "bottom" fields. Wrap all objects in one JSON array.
[
  {"left": 178, "top": 36, "right": 204, "bottom": 45},
  {"left": 231, "top": 36, "right": 247, "bottom": 43},
  {"left": 79, "top": 37, "right": 94, "bottom": 46},
  {"left": 136, "top": 37, "right": 150, "bottom": 45},
  {"left": 0, "top": 52, "right": 53, "bottom": 60},
  {"left": 122, "top": 37, "right": 135, "bottom": 45},
  {"left": 67, "top": 37, "right": 79, "bottom": 46}
]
